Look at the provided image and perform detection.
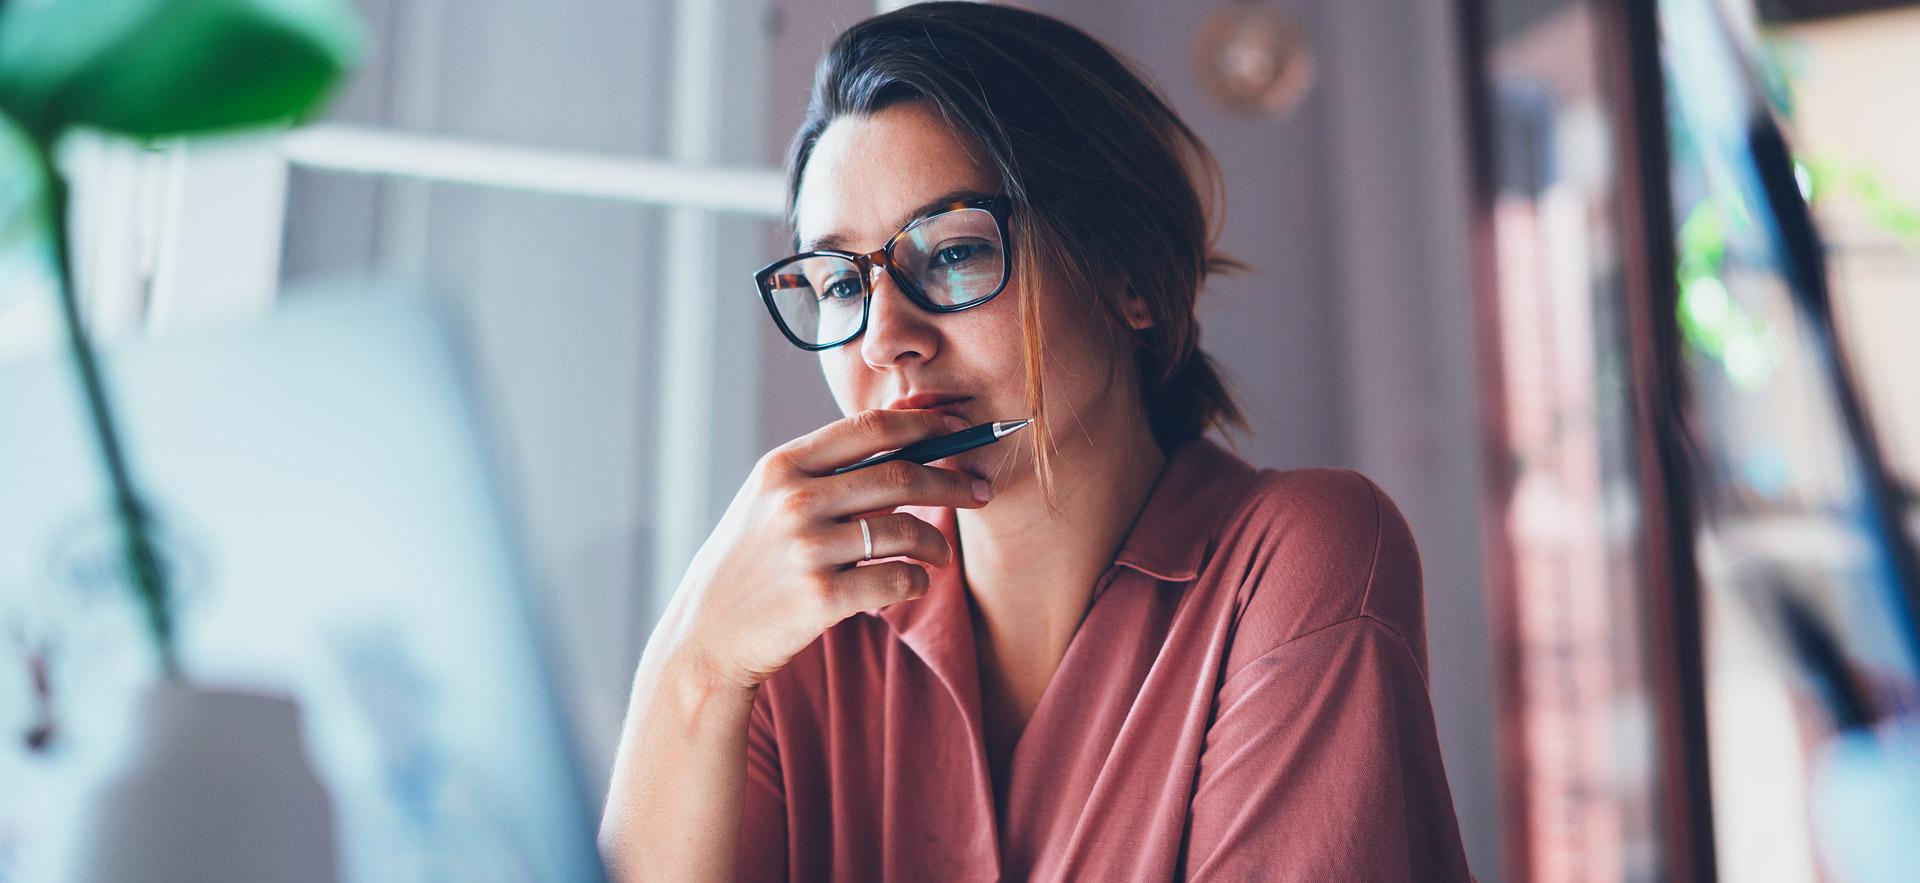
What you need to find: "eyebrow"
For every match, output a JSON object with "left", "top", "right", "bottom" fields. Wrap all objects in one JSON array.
[{"left": 798, "top": 188, "right": 997, "bottom": 253}]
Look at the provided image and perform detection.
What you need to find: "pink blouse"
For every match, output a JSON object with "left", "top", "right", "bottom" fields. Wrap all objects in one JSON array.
[{"left": 738, "top": 437, "right": 1472, "bottom": 881}]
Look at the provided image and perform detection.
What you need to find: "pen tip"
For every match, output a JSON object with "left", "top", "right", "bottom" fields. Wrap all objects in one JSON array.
[{"left": 994, "top": 419, "right": 1033, "bottom": 437}]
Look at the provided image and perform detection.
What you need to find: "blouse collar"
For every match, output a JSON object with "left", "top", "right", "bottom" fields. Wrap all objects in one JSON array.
[{"left": 873, "top": 435, "right": 1258, "bottom": 649}]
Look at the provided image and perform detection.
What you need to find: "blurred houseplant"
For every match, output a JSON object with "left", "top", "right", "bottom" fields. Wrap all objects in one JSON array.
[{"left": 0, "top": 0, "right": 360, "bottom": 679}]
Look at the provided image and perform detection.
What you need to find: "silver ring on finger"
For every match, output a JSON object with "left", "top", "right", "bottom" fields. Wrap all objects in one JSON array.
[{"left": 859, "top": 517, "right": 874, "bottom": 562}]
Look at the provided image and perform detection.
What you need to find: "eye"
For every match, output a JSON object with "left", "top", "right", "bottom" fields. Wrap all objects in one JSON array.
[
  {"left": 817, "top": 275, "right": 864, "bottom": 302},
  {"left": 929, "top": 241, "right": 990, "bottom": 268}
]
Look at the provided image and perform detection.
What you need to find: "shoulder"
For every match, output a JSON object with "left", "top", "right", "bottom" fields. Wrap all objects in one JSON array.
[{"left": 1207, "top": 467, "right": 1428, "bottom": 680}]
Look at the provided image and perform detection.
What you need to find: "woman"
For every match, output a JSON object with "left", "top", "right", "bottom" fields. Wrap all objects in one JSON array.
[{"left": 601, "top": 4, "right": 1470, "bottom": 880}]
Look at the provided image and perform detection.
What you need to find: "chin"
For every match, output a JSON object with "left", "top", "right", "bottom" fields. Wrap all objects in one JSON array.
[
  {"left": 926, "top": 451, "right": 976, "bottom": 475},
  {"left": 944, "top": 443, "right": 1029, "bottom": 486}
]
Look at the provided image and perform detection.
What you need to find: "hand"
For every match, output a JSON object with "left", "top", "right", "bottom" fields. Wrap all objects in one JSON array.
[{"left": 654, "top": 409, "right": 995, "bottom": 691}]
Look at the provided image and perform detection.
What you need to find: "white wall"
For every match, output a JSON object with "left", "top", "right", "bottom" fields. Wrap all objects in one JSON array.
[{"left": 1318, "top": 2, "right": 1499, "bottom": 877}]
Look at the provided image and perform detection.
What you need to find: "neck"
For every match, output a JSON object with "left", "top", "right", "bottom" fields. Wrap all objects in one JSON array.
[{"left": 955, "top": 407, "right": 1168, "bottom": 652}]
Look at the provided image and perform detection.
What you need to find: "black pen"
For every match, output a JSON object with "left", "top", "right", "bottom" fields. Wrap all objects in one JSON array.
[{"left": 832, "top": 419, "right": 1032, "bottom": 475}]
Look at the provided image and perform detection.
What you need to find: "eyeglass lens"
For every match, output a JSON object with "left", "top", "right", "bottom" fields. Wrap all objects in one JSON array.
[{"left": 764, "top": 207, "right": 1005, "bottom": 348}]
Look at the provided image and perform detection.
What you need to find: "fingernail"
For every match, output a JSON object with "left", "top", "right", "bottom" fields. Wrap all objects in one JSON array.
[
  {"left": 972, "top": 479, "right": 993, "bottom": 502},
  {"left": 944, "top": 415, "right": 968, "bottom": 432}
]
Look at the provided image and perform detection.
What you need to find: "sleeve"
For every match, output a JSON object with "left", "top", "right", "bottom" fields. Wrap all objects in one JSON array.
[
  {"left": 1177, "top": 616, "right": 1472, "bottom": 882},
  {"left": 735, "top": 687, "right": 788, "bottom": 882}
]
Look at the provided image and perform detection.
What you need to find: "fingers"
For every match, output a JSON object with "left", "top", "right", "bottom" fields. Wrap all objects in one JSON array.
[
  {"left": 778, "top": 409, "right": 969, "bottom": 476},
  {"left": 798, "top": 515, "right": 947, "bottom": 626},
  {"left": 807, "top": 512, "right": 951, "bottom": 570},
  {"left": 823, "top": 561, "right": 932, "bottom": 615},
  {"left": 807, "top": 459, "right": 992, "bottom": 519}
]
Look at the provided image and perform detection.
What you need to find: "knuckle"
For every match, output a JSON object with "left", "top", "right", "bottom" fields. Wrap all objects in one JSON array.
[
  {"left": 759, "top": 447, "right": 797, "bottom": 476},
  {"left": 775, "top": 486, "right": 816, "bottom": 518},
  {"left": 794, "top": 531, "right": 832, "bottom": 567},
  {"left": 880, "top": 565, "right": 915, "bottom": 597},
  {"left": 880, "top": 518, "right": 919, "bottom": 556},
  {"left": 898, "top": 564, "right": 931, "bottom": 596},
  {"left": 852, "top": 408, "right": 891, "bottom": 437},
  {"left": 881, "top": 514, "right": 916, "bottom": 547},
  {"left": 877, "top": 460, "right": 919, "bottom": 493},
  {"left": 919, "top": 524, "right": 952, "bottom": 563},
  {"left": 804, "top": 574, "right": 841, "bottom": 615}
]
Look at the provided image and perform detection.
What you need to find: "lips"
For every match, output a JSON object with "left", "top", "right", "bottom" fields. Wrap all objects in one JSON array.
[{"left": 885, "top": 392, "right": 972, "bottom": 415}]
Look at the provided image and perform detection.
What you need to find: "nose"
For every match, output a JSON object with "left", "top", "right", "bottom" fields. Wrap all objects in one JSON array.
[{"left": 859, "top": 264, "right": 939, "bottom": 370}]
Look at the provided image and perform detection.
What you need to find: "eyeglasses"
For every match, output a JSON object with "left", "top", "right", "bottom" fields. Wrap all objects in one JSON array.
[{"left": 754, "top": 196, "right": 1012, "bottom": 351}]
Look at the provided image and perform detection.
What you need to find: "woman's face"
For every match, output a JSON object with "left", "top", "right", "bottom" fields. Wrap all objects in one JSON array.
[{"left": 793, "top": 101, "right": 1146, "bottom": 486}]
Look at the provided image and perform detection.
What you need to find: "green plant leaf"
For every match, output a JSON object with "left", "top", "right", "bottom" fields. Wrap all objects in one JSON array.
[{"left": 0, "top": 0, "right": 361, "bottom": 140}]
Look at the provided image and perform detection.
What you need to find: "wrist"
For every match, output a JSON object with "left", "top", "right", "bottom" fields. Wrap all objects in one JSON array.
[
  {"left": 637, "top": 647, "right": 758, "bottom": 725},
  {"left": 673, "top": 651, "right": 760, "bottom": 701}
]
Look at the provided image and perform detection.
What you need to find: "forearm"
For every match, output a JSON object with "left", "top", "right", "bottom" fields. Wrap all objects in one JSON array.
[{"left": 599, "top": 645, "right": 758, "bottom": 883}]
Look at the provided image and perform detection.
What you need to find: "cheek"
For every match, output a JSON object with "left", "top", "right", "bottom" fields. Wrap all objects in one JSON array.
[
  {"left": 818, "top": 350, "right": 861, "bottom": 413},
  {"left": 1034, "top": 298, "right": 1141, "bottom": 411},
  {"left": 1025, "top": 286, "right": 1113, "bottom": 374},
  {"left": 956, "top": 281, "right": 1029, "bottom": 361}
]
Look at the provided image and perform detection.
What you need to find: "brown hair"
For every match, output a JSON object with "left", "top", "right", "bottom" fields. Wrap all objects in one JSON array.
[{"left": 787, "top": 2, "right": 1245, "bottom": 504}]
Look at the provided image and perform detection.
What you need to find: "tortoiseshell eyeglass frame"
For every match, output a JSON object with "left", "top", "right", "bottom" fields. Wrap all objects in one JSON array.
[{"left": 753, "top": 195, "right": 1013, "bottom": 352}]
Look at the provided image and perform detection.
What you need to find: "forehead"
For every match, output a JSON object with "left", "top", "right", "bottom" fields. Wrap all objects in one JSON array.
[{"left": 794, "top": 101, "right": 998, "bottom": 251}]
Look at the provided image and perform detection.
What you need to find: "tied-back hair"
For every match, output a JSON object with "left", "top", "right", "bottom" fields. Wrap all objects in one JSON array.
[{"left": 787, "top": 1, "right": 1246, "bottom": 507}]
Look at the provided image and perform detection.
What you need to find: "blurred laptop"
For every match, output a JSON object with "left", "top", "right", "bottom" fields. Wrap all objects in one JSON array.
[{"left": 0, "top": 290, "right": 606, "bottom": 881}]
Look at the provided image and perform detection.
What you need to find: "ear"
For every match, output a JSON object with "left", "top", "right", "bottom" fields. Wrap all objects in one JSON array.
[{"left": 1121, "top": 290, "right": 1154, "bottom": 332}]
